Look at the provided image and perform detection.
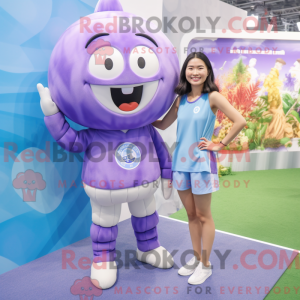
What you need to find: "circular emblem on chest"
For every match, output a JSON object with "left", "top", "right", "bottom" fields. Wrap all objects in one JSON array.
[
  {"left": 115, "top": 142, "right": 141, "bottom": 170},
  {"left": 193, "top": 106, "right": 200, "bottom": 114}
]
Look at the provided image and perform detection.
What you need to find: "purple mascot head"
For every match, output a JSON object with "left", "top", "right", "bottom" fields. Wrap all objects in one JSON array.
[{"left": 48, "top": 0, "right": 179, "bottom": 130}]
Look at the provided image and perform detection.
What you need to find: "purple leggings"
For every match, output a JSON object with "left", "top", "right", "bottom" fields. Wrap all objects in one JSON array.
[{"left": 90, "top": 211, "right": 160, "bottom": 263}]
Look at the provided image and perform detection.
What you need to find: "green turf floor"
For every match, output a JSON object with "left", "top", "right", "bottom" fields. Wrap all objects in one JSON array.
[{"left": 169, "top": 168, "right": 300, "bottom": 299}]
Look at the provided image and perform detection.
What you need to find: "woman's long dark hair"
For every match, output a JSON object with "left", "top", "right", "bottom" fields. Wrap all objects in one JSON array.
[{"left": 174, "top": 52, "right": 219, "bottom": 96}]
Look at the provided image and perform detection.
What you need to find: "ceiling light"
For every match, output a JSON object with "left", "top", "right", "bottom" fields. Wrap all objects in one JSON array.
[{"left": 247, "top": 14, "right": 259, "bottom": 28}]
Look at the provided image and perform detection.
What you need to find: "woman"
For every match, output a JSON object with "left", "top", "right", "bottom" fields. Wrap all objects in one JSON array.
[{"left": 152, "top": 52, "right": 246, "bottom": 285}]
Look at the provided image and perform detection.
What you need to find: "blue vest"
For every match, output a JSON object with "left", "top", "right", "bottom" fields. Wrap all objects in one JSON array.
[{"left": 171, "top": 93, "right": 218, "bottom": 174}]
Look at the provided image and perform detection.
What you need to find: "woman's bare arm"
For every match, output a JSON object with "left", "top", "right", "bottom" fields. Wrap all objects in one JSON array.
[
  {"left": 209, "top": 91, "right": 247, "bottom": 145},
  {"left": 152, "top": 96, "right": 181, "bottom": 130}
]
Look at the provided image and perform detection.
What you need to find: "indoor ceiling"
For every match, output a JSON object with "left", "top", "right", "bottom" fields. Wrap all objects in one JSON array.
[{"left": 220, "top": 0, "right": 300, "bottom": 31}]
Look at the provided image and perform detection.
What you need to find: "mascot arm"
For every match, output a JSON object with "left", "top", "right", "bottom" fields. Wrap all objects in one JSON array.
[
  {"left": 148, "top": 125, "right": 172, "bottom": 200},
  {"left": 148, "top": 124, "right": 172, "bottom": 178},
  {"left": 44, "top": 112, "right": 94, "bottom": 153},
  {"left": 37, "top": 83, "right": 94, "bottom": 153}
]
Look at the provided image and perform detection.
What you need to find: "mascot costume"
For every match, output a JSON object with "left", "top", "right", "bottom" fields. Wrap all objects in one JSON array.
[{"left": 37, "top": 0, "right": 179, "bottom": 290}]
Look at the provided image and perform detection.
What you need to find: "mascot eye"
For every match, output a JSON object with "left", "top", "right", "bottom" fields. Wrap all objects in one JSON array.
[
  {"left": 88, "top": 47, "right": 124, "bottom": 79},
  {"left": 129, "top": 46, "right": 159, "bottom": 78},
  {"left": 105, "top": 58, "right": 113, "bottom": 70},
  {"left": 138, "top": 57, "right": 145, "bottom": 69},
  {"left": 24, "top": 180, "right": 27, "bottom": 184}
]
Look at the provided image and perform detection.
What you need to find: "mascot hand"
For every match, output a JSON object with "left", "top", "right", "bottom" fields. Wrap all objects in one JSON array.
[
  {"left": 161, "top": 178, "right": 172, "bottom": 200},
  {"left": 37, "top": 83, "right": 59, "bottom": 116}
]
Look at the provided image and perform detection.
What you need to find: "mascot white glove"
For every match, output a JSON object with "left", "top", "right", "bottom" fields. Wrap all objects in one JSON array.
[
  {"left": 161, "top": 178, "right": 172, "bottom": 200},
  {"left": 37, "top": 83, "right": 59, "bottom": 116}
]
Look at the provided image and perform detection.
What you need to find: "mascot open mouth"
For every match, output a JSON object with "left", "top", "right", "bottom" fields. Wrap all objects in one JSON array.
[
  {"left": 90, "top": 80, "right": 159, "bottom": 114},
  {"left": 110, "top": 85, "right": 143, "bottom": 111}
]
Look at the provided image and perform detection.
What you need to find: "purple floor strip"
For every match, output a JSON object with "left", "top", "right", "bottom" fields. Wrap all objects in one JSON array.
[{"left": 0, "top": 217, "right": 298, "bottom": 300}]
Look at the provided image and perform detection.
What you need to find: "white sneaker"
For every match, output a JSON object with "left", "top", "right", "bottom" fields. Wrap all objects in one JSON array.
[
  {"left": 178, "top": 256, "right": 200, "bottom": 276},
  {"left": 188, "top": 261, "right": 212, "bottom": 285}
]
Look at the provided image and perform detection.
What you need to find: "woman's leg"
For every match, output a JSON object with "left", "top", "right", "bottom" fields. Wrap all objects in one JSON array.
[
  {"left": 193, "top": 192, "right": 215, "bottom": 267},
  {"left": 177, "top": 188, "right": 203, "bottom": 261}
]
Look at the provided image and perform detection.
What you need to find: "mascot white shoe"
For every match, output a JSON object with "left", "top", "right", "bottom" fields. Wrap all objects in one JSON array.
[
  {"left": 137, "top": 245, "right": 174, "bottom": 269},
  {"left": 90, "top": 260, "right": 117, "bottom": 290}
]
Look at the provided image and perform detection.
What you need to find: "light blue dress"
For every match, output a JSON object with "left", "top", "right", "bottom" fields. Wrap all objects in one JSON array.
[{"left": 172, "top": 93, "right": 219, "bottom": 194}]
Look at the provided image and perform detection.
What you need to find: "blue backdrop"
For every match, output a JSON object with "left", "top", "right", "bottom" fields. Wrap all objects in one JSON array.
[{"left": 0, "top": 0, "right": 99, "bottom": 275}]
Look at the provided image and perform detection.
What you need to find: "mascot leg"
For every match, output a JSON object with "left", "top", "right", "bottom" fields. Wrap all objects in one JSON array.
[
  {"left": 128, "top": 194, "right": 174, "bottom": 269},
  {"left": 86, "top": 185, "right": 121, "bottom": 290},
  {"left": 90, "top": 222, "right": 118, "bottom": 289}
]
